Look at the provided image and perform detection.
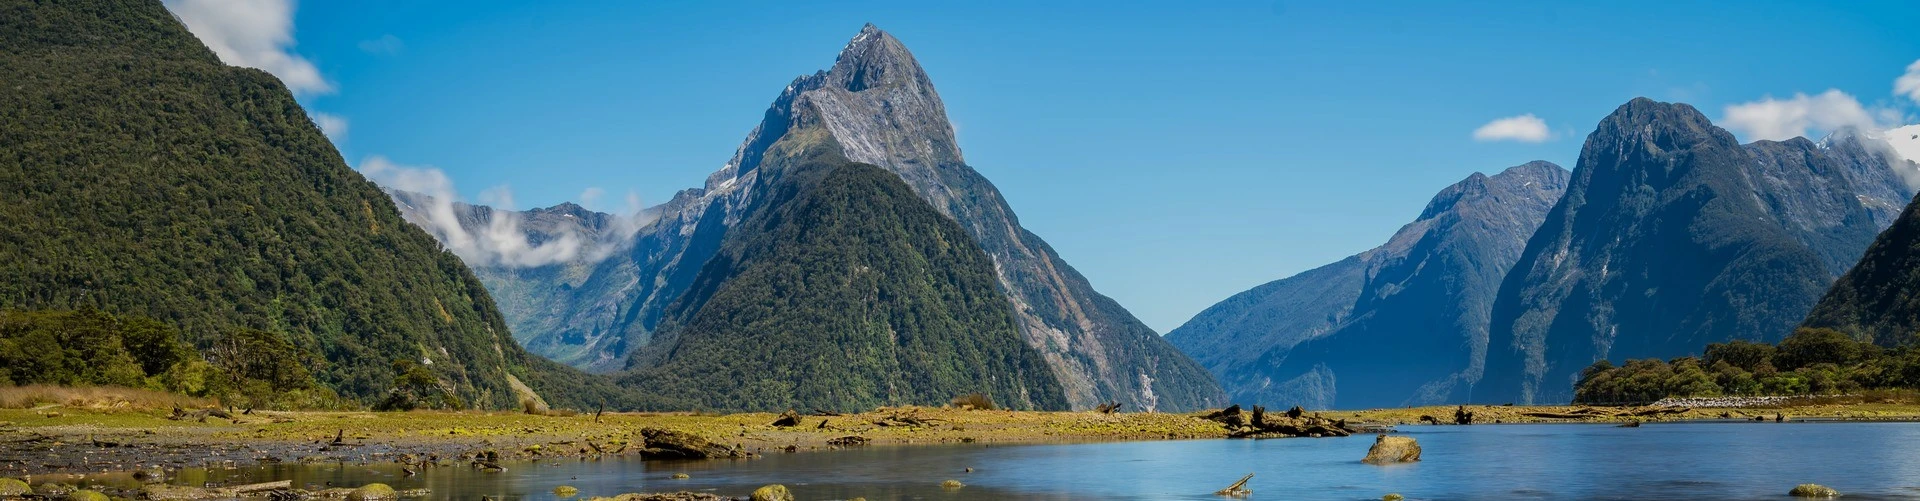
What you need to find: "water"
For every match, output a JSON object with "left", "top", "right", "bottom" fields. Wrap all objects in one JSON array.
[{"left": 152, "top": 422, "right": 1920, "bottom": 500}]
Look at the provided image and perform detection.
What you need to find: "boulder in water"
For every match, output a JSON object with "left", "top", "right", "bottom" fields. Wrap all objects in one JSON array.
[
  {"left": 750, "top": 484, "right": 793, "bottom": 501},
  {"left": 1789, "top": 484, "right": 1838, "bottom": 498},
  {"left": 1362, "top": 435, "right": 1421, "bottom": 464},
  {"left": 347, "top": 483, "right": 398, "bottom": 501}
]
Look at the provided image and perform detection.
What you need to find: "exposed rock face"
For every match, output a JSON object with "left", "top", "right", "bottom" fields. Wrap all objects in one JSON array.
[
  {"left": 431, "top": 25, "right": 1220, "bottom": 410},
  {"left": 1167, "top": 162, "right": 1569, "bottom": 409},
  {"left": 1361, "top": 435, "right": 1421, "bottom": 464},
  {"left": 1483, "top": 98, "right": 1910, "bottom": 404}
]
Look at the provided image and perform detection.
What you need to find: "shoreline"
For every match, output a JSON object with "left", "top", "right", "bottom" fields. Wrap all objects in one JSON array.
[{"left": 3, "top": 400, "right": 1917, "bottom": 478}]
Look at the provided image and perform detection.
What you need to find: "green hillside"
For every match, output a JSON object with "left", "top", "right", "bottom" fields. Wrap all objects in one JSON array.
[
  {"left": 0, "top": 0, "right": 633, "bottom": 409},
  {"left": 621, "top": 133, "right": 1069, "bottom": 412}
]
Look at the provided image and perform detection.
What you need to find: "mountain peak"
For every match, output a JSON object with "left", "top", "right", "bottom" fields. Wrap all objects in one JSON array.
[
  {"left": 1601, "top": 97, "right": 1715, "bottom": 131},
  {"left": 826, "top": 23, "right": 932, "bottom": 94}
]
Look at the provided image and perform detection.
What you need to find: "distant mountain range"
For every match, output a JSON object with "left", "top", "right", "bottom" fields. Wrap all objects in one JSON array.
[
  {"left": 1173, "top": 97, "right": 1917, "bottom": 408},
  {"left": 394, "top": 25, "right": 1223, "bottom": 411},
  {"left": 1167, "top": 162, "right": 1570, "bottom": 409}
]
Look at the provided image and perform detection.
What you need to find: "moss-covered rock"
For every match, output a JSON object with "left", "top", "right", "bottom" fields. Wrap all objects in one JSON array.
[
  {"left": 0, "top": 478, "right": 27, "bottom": 496},
  {"left": 554, "top": 485, "right": 579, "bottom": 497},
  {"left": 34, "top": 482, "right": 73, "bottom": 496},
  {"left": 941, "top": 480, "right": 965, "bottom": 489},
  {"left": 347, "top": 483, "right": 398, "bottom": 501},
  {"left": 1789, "top": 484, "right": 1839, "bottom": 498},
  {"left": 63, "top": 490, "right": 109, "bottom": 501},
  {"left": 1383, "top": 494, "right": 1405, "bottom": 501},
  {"left": 749, "top": 484, "right": 792, "bottom": 501}
]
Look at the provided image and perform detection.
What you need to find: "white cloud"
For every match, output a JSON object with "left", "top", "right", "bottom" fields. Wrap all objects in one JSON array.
[
  {"left": 358, "top": 156, "right": 653, "bottom": 268},
  {"left": 313, "top": 112, "right": 348, "bottom": 143},
  {"left": 578, "top": 187, "right": 606, "bottom": 207},
  {"left": 1897, "top": 59, "right": 1920, "bottom": 103},
  {"left": 163, "top": 0, "right": 331, "bottom": 94},
  {"left": 1472, "top": 114, "right": 1552, "bottom": 143},
  {"left": 1720, "top": 89, "right": 1880, "bottom": 141},
  {"left": 358, "top": 34, "right": 404, "bottom": 55}
]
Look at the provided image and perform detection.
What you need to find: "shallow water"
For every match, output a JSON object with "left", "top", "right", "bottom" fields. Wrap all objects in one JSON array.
[{"left": 146, "top": 422, "right": 1920, "bottom": 500}]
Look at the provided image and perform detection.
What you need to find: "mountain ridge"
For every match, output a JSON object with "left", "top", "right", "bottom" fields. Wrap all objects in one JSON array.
[{"left": 1167, "top": 161, "right": 1569, "bottom": 408}]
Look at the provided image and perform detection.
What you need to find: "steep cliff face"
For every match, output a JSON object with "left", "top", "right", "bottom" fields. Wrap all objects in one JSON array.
[
  {"left": 1168, "top": 162, "right": 1569, "bottom": 408},
  {"left": 443, "top": 25, "right": 1220, "bottom": 410},
  {"left": 1482, "top": 98, "right": 1906, "bottom": 404}
]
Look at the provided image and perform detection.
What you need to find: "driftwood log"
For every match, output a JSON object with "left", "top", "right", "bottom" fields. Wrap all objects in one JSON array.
[
  {"left": 1205, "top": 404, "right": 1359, "bottom": 438},
  {"left": 1214, "top": 473, "right": 1253, "bottom": 497}
]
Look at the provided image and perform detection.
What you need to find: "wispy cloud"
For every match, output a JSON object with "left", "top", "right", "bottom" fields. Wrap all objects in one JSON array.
[
  {"left": 358, "top": 156, "right": 653, "bottom": 268},
  {"left": 162, "top": 0, "right": 331, "bottom": 94},
  {"left": 1472, "top": 114, "right": 1552, "bottom": 143},
  {"left": 578, "top": 187, "right": 606, "bottom": 207},
  {"left": 1720, "top": 89, "right": 1891, "bottom": 142},
  {"left": 1898, "top": 59, "right": 1920, "bottom": 103},
  {"left": 313, "top": 112, "right": 348, "bottom": 143},
  {"left": 358, "top": 34, "right": 404, "bottom": 56}
]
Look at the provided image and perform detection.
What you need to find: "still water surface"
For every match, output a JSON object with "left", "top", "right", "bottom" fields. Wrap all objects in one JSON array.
[{"left": 165, "top": 422, "right": 1920, "bottom": 500}]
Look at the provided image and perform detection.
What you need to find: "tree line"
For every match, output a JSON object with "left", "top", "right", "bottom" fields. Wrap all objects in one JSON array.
[{"left": 1573, "top": 327, "right": 1920, "bottom": 404}]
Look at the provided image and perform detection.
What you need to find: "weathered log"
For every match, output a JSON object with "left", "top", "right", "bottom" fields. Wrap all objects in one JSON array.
[
  {"left": 1214, "top": 473, "right": 1253, "bottom": 497},
  {"left": 770, "top": 409, "right": 802, "bottom": 427}
]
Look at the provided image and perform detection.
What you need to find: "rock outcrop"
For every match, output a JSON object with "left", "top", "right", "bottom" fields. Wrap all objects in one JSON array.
[{"left": 1361, "top": 435, "right": 1421, "bottom": 464}]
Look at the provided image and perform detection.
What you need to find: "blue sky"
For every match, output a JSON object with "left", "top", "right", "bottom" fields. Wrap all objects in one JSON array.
[{"left": 168, "top": 0, "right": 1920, "bottom": 333}]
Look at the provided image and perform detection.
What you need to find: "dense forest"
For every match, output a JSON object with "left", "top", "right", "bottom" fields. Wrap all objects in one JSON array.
[
  {"left": 618, "top": 133, "right": 1069, "bottom": 412},
  {"left": 0, "top": 0, "right": 644, "bottom": 410},
  {"left": 1573, "top": 328, "right": 1920, "bottom": 404},
  {"left": 0, "top": 309, "right": 335, "bottom": 407}
]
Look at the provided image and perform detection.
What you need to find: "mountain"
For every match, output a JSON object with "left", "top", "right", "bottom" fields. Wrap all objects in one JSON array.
[
  {"left": 1166, "top": 162, "right": 1570, "bottom": 409},
  {"left": 1482, "top": 98, "right": 1911, "bottom": 404},
  {"left": 1800, "top": 140, "right": 1920, "bottom": 346},
  {"left": 0, "top": 0, "right": 632, "bottom": 409},
  {"left": 440, "top": 24, "right": 1222, "bottom": 411},
  {"left": 383, "top": 190, "right": 635, "bottom": 357},
  {"left": 616, "top": 134, "right": 1068, "bottom": 411}
]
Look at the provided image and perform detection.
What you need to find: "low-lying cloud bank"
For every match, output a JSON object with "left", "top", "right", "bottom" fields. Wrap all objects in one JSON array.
[{"left": 360, "top": 156, "right": 653, "bottom": 268}]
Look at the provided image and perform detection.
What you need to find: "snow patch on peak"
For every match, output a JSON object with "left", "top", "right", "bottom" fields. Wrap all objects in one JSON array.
[{"left": 1887, "top": 124, "right": 1920, "bottom": 165}]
